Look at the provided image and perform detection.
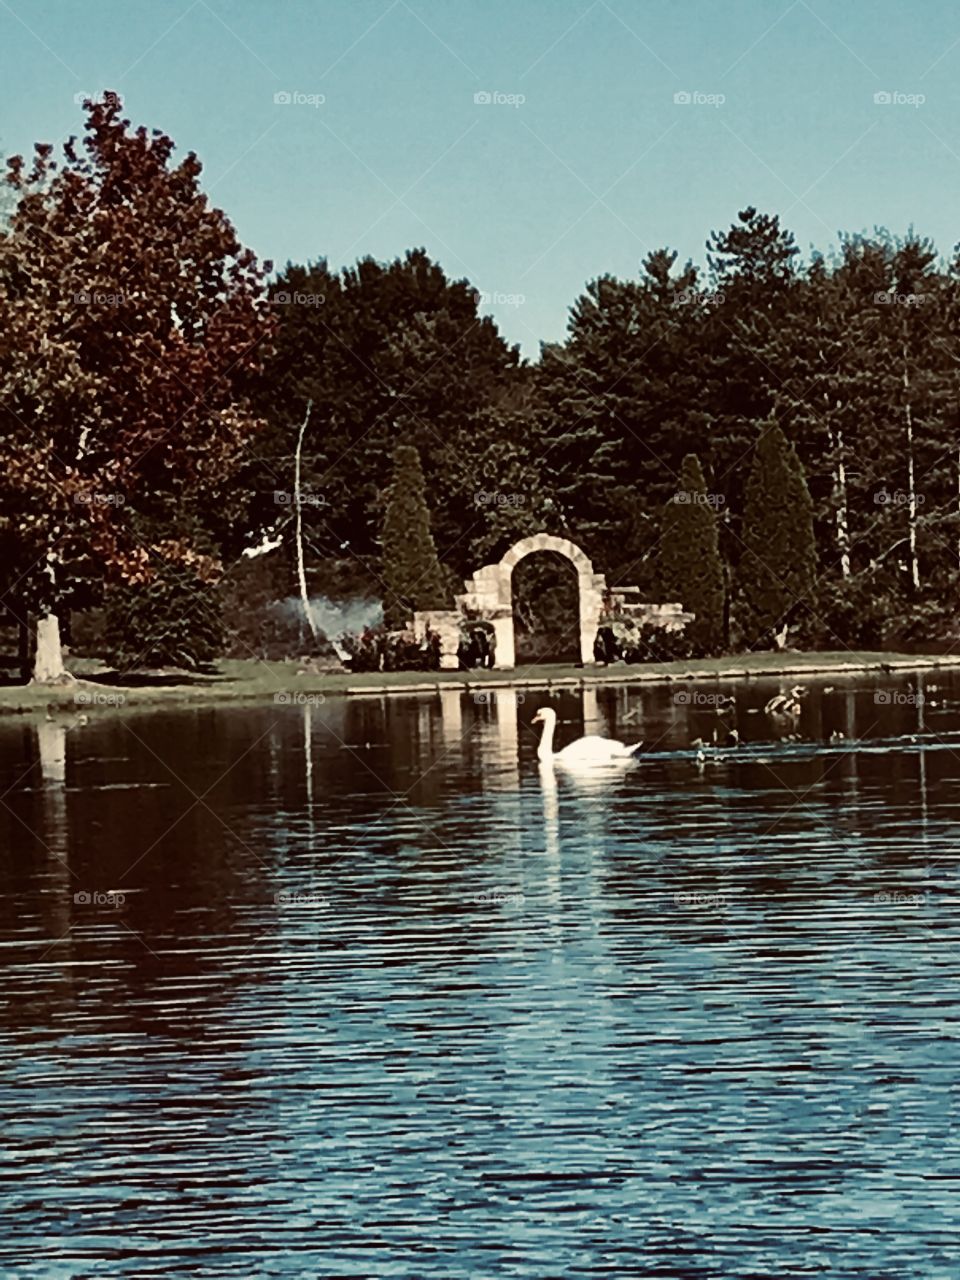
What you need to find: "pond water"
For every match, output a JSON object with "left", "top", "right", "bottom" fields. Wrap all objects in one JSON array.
[{"left": 2, "top": 670, "right": 960, "bottom": 1277}]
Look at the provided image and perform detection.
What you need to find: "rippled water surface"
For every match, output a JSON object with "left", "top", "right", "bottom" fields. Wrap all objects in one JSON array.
[{"left": 3, "top": 671, "right": 960, "bottom": 1277}]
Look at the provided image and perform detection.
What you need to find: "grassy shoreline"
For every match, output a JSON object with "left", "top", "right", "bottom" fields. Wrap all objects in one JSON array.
[{"left": 1, "top": 650, "right": 957, "bottom": 721}]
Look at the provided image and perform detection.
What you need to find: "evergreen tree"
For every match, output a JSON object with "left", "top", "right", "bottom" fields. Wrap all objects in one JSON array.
[
  {"left": 381, "top": 445, "right": 449, "bottom": 629},
  {"left": 466, "top": 402, "right": 556, "bottom": 565},
  {"left": 702, "top": 208, "right": 801, "bottom": 534},
  {"left": 248, "top": 249, "right": 523, "bottom": 578},
  {"left": 738, "top": 425, "right": 817, "bottom": 645},
  {"left": 763, "top": 253, "right": 858, "bottom": 581},
  {"left": 657, "top": 454, "right": 725, "bottom": 654},
  {"left": 536, "top": 248, "right": 705, "bottom": 584}
]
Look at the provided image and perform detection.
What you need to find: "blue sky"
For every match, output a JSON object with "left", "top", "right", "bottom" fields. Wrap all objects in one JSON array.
[{"left": 4, "top": 0, "right": 960, "bottom": 355}]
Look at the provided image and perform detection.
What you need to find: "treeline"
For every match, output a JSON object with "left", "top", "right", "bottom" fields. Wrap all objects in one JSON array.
[
  {"left": 1, "top": 99, "right": 958, "bottom": 680},
  {"left": 535, "top": 212, "right": 960, "bottom": 650},
  {"left": 257, "top": 207, "right": 960, "bottom": 653}
]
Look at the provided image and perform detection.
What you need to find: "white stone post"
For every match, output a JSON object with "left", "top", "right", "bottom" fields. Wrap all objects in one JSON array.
[{"left": 492, "top": 614, "right": 515, "bottom": 669}]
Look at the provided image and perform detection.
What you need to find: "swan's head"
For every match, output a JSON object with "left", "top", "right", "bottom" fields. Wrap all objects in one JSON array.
[
  {"left": 791, "top": 685, "right": 807, "bottom": 699},
  {"left": 532, "top": 707, "right": 557, "bottom": 727}
]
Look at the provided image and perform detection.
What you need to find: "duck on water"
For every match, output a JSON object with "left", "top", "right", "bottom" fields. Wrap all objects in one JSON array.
[{"left": 765, "top": 685, "right": 807, "bottom": 717}]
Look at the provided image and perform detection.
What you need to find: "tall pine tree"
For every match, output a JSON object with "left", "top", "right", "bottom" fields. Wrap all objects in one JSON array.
[
  {"left": 738, "top": 425, "right": 817, "bottom": 646},
  {"left": 381, "top": 445, "right": 449, "bottom": 629},
  {"left": 536, "top": 249, "right": 704, "bottom": 584},
  {"left": 657, "top": 454, "right": 725, "bottom": 654}
]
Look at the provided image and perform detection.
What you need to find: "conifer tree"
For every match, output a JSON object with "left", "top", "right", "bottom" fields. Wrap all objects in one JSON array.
[
  {"left": 738, "top": 425, "right": 817, "bottom": 645},
  {"left": 250, "top": 249, "right": 522, "bottom": 576},
  {"left": 535, "top": 249, "right": 704, "bottom": 583},
  {"left": 381, "top": 445, "right": 449, "bottom": 629},
  {"left": 657, "top": 454, "right": 725, "bottom": 654},
  {"left": 703, "top": 207, "right": 800, "bottom": 520}
]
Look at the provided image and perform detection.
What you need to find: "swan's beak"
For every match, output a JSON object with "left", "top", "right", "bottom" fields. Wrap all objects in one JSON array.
[{"left": 532, "top": 711, "right": 544, "bottom": 724}]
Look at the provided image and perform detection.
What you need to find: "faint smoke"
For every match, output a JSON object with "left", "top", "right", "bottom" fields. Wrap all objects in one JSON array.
[{"left": 278, "top": 595, "right": 382, "bottom": 656}]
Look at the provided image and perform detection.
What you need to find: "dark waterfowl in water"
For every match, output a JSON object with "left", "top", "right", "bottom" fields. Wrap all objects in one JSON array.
[{"left": 765, "top": 686, "right": 806, "bottom": 718}]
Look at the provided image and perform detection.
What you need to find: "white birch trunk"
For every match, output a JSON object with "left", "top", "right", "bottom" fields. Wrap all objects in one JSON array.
[
  {"left": 902, "top": 346, "right": 920, "bottom": 590},
  {"left": 294, "top": 401, "right": 318, "bottom": 642},
  {"left": 826, "top": 413, "right": 851, "bottom": 578},
  {"left": 835, "top": 425, "right": 851, "bottom": 578}
]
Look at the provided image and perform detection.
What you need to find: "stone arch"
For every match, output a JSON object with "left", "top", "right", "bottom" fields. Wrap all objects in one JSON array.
[
  {"left": 458, "top": 532, "right": 608, "bottom": 669},
  {"left": 500, "top": 533, "right": 595, "bottom": 576}
]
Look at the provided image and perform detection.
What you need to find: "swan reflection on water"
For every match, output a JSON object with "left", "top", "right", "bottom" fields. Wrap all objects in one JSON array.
[
  {"left": 538, "top": 762, "right": 560, "bottom": 858},
  {"left": 533, "top": 702, "right": 642, "bottom": 863}
]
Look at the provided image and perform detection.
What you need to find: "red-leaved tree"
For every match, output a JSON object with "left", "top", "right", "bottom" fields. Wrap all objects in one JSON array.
[{"left": 0, "top": 96, "right": 274, "bottom": 680}]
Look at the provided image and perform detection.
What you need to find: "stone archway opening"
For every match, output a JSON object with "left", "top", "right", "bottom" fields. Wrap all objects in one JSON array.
[
  {"left": 458, "top": 533, "right": 608, "bottom": 669},
  {"left": 415, "top": 529, "right": 693, "bottom": 670},
  {"left": 511, "top": 550, "right": 580, "bottom": 665}
]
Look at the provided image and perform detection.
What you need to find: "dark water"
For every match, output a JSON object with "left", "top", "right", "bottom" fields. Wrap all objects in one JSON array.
[{"left": 2, "top": 670, "right": 960, "bottom": 1277}]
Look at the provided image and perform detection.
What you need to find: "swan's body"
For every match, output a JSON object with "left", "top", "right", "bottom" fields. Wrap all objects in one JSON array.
[{"left": 533, "top": 707, "right": 641, "bottom": 768}]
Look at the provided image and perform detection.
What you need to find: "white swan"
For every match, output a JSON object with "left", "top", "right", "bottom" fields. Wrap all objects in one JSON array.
[{"left": 532, "top": 707, "right": 641, "bottom": 768}]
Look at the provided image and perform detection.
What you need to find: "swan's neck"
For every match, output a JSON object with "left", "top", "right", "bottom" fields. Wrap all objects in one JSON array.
[{"left": 537, "top": 718, "right": 555, "bottom": 762}]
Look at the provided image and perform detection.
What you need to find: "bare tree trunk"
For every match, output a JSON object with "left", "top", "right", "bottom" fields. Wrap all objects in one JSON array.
[
  {"left": 820, "top": 340, "right": 850, "bottom": 577},
  {"left": 294, "top": 401, "right": 318, "bottom": 642},
  {"left": 32, "top": 552, "right": 72, "bottom": 684},
  {"left": 903, "top": 342, "right": 920, "bottom": 590},
  {"left": 835, "top": 425, "right": 851, "bottom": 578},
  {"left": 826, "top": 414, "right": 851, "bottom": 578},
  {"left": 33, "top": 610, "right": 67, "bottom": 683}
]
